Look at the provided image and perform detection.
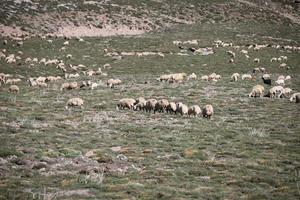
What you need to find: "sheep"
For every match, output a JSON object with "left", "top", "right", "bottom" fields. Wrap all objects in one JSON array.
[
  {"left": 208, "top": 73, "right": 217, "bottom": 80},
  {"left": 279, "top": 88, "right": 292, "bottom": 98},
  {"left": 145, "top": 99, "right": 158, "bottom": 113},
  {"left": 270, "top": 57, "right": 277, "bottom": 62},
  {"left": 279, "top": 63, "right": 289, "bottom": 69},
  {"left": 103, "top": 63, "right": 111, "bottom": 69},
  {"left": 133, "top": 97, "right": 147, "bottom": 111},
  {"left": 66, "top": 98, "right": 84, "bottom": 109},
  {"left": 240, "top": 50, "right": 248, "bottom": 54},
  {"left": 201, "top": 75, "right": 209, "bottom": 81},
  {"left": 275, "top": 79, "right": 285, "bottom": 86},
  {"left": 242, "top": 74, "right": 252, "bottom": 80},
  {"left": 169, "top": 73, "right": 187, "bottom": 83},
  {"left": 253, "top": 68, "right": 260, "bottom": 73},
  {"left": 285, "top": 75, "right": 291, "bottom": 81},
  {"left": 188, "top": 105, "right": 201, "bottom": 117},
  {"left": 260, "top": 68, "right": 266, "bottom": 73},
  {"left": 63, "top": 41, "right": 69, "bottom": 46},
  {"left": 227, "top": 51, "right": 236, "bottom": 58},
  {"left": 36, "top": 76, "right": 47, "bottom": 83},
  {"left": 60, "top": 82, "right": 78, "bottom": 91},
  {"left": 277, "top": 75, "right": 285, "bottom": 80},
  {"left": 231, "top": 73, "right": 240, "bottom": 82},
  {"left": 154, "top": 99, "right": 169, "bottom": 113},
  {"left": 268, "top": 86, "right": 283, "bottom": 98},
  {"left": 5, "top": 78, "right": 21, "bottom": 84},
  {"left": 249, "top": 85, "right": 265, "bottom": 98},
  {"left": 117, "top": 98, "right": 136, "bottom": 110},
  {"left": 289, "top": 93, "right": 300, "bottom": 103},
  {"left": 107, "top": 78, "right": 122, "bottom": 88},
  {"left": 65, "top": 73, "right": 80, "bottom": 79},
  {"left": 176, "top": 102, "right": 188, "bottom": 116},
  {"left": 253, "top": 58, "right": 260, "bottom": 63},
  {"left": 187, "top": 73, "right": 197, "bottom": 81},
  {"left": 9, "top": 85, "right": 19, "bottom": 93},
  {"left": 262, "top": 74, "right": 271, "bottom": 85},
  {"left": 66, "top": 54, "right": 72, "bottom": 59},
  {"left": 229, "top": 59, "right": 234, "bottom": 63},
  {"left": 215, "top": 74, "right": 221, "bottom": 80},
  {"left": 202, "top": 104, "right": 214, "bottom": 119},
  {"left": 158, "top": 74, "right": 172, "bottom": 82},
  {"left": 166, "top": 102, "right": 177, "bottom": 114}
]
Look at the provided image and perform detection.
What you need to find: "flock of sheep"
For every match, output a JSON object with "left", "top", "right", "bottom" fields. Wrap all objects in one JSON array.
[
  {"left": 1, "top": 37, "right": 299, "bottom": 121},
  {"left": 117, "top": 97, "right": 214, "bottom": 119}
]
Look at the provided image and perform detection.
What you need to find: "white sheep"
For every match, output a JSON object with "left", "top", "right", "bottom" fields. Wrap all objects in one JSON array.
[
  {"left": 249, "top": 85, "right": 265, "bottom": 98},
  {"left": 275, "top": 79, "right": 285, "bottom": 86},
  {"left": 145, "top": 99, "right": 158, "bottom": 113},
  {"left": 9, "top": 85, "right": 19, "bottom": 93},
  {"left": 134, "top": 97, "right": 147, "bottom": 111},
  {"left": 279, "top": 88, "right": 292, "bottom": 98},
  {"left": 187, "top": 73, "right": 197, "bottom": 81},
  {"left": 117, "top": 98, "right": 136, "bottom": 110},
  {"left": 202, "top": 105, "right": 214, "bottom": 119},
  {"left": 253, "top": 58, "right": 260, "bottom": 63},
  {"left": 188, "top": 105, "right": 201, "bottom": 117},
  {"left": 166, "top": 102, "right": 177, "bottom": 114},
  {"left": 201, "top": 75, "right": 209, "bottom": 81},
  {"left": 66, "top": 98, "right": 84, "bottom": 109},
  {"left": 268, "top": 86, "right": 283, "bottom": 98},
  {"left": 231, "top": 73, "right": 240, "bottom": 81},
  {"left": 176, "top": 102, "right": 188, "bottom": 115},
  {"left": 242, "top": 74, "right": 252, "bottom": 80}
]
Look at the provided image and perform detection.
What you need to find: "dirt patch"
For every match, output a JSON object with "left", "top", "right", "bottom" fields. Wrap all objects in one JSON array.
[{"left": 0, "top": 24, "right": 29, "bottom": 37}]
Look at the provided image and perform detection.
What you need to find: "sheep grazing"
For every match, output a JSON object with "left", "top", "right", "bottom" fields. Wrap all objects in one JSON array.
[
  {"left": 262, "top": 74, "right": 271, "bottom": 85},
  {"left": 202, "top": 105, "right": 214, "bottom": 119},
  {"left": 187, "top": 73, "right": 197, "bottom": 81},
  {"left": 231, "top": 73, "right": 240, "bottom": 81},
  {"left": 166, "top": 102, "right": 177, "bottom": 114},
  {"left": 290, "top": 93, "right": 300, "bottom": 103},
  {"left": 169, "top": 73, "right": 187, "bottom": 83},
  {"left": 229, "top": 58, "right": 234, "bottom": 63},
  {"left": 252, "top": 68, "right": 260, "bottom": 73},
  {"left": 117, "top": 98, "right": 136, "bottom": 110},
  {"left": 227, "top": 51, "right": 236, "bottom": 58},
  {"left": 63, "top": 41, "right": 69, "bottom": 46},
  {"left": 80, "top": 80, "right": 92, "bottom": 89},
  {"left": 158, "top": 74, "right": 172, "bottom": 82},
  {"left": 66, "top": 98, "right": 84, "bottom": 109},
  {"left": 275, "top": 79, "right": 285, "bottom": 86},
  {"left": 9, "top": 85, "right": 19, "bottom": 93},
  {"left": 145, "top": 99, "right": 158, "bottom": 113},
  {"left": 5, "top": 78, "right": 21, "bottom": 84},
  {"left": 107, "top": 78, "right": 122, "bottom": 88},
  {"left": 176, "top": 102, "right": 188, "bottom": 116},
  {"left": 268, "top": 86, "right": 283, "bottom": 98},
  {"left": 66, "top": 54, "right": 72, "bottom": 59},
  {"left": 249, "top": 85, "right": 265, "bottom": 98},
  {"left": 154, "top": 99, "right": 169, "bottom": 113},
  {"left": 201, "top": 75, "right": 209, "bottom": 81},
  {"left": 134, "top": 97, "right": 147, "bottom": 111},
  {"left": 103, "top": 63, "right": 111, "bottom": 69},
  {"left": 65, "top": 73, "right": 80, "bottom": 79},
  {"left": 279, "top": 88, "right": 292, "bottom": 98},
  {"left": 285, "top": 75, "right": 291, "bottom": 81},
  {"left": 242, "top": 74, "right": 252, "bottom": 80},
  {"left": 253, "top": 58, "right": 260, "bottom": 63},
  {"left": 60, "top": 82, "right": 78, "bottom": 91},
  {"left": 188, "top": 105, "right": 201, "bottom": 117}
]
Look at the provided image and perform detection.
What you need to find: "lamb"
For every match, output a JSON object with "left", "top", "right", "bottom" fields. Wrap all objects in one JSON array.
[
  {"left": 289, "top": 93, "right": 300, "bottom": 103},
  {"left": 187, "top": 73, "right": 197, "bottom": 80},
  {"left": 176, "top": 102, "right": 188, "bottom": 115},
  {"left": 249, "top": 85, "right": 265, "bottom": 98},
  {"left": 117, "top": 98, "right": 136, "bottom": 110},
  {"left": 154, "top": 99, "right": 169, "bottom": 113},
  {"left": 134, "top": 97, "right": 147, "bottom": 111},
  {"left": 188, "top": 105, "right": 201, "bottom": 117},
  {"left": 9, "top": 85, "right": 19, "bottom": 93},
  {"left": 66, "top": 98, "right": 84, "bottom": 109},
  {"left": 262, "top": 74, "right": 271, "bottom": 85},
  {"left": 231, "top": 73, "right": 240, "bottom": 81},
  {"left": 202, "top": 105, "right": 214, "bottom": 119},
  {"left": 166, "top": 102, "right": 177, "bottom": 114}
]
